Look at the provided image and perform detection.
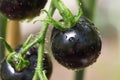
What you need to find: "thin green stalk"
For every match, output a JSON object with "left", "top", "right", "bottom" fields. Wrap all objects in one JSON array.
[
  {"left": 38, "top": 42, "right": 47, "bottom": 80},
  {"left": 52, "top": 0, "right": 75, "bottom": 27},
  {"left": 41, "top": 0, "right": 83, "bottom": 30},
  {"left": 0, "top": 13, "right": 7, "bottom": 61},
  {"left": 33, "top": 42, "right": 46, "bottom": 80},
  {"left": 32, "top": 1, "right": 56, "bottom": 80},
  {"left": 51, "top": 0, "right": 82, "bottom": 29},
  {"left": 21, "top": 2, "right": 55, "bottom": 55}
]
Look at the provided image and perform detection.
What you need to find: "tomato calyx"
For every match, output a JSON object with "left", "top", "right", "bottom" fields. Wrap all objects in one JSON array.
[{"left": 6, "top": 52, "right": 30, "bottom": 72}]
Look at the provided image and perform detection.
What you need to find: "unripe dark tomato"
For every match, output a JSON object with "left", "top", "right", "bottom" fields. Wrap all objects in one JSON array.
[
  {"left": 0, "top": 46, "right": 52, "bottom": 80},
  {"left": 0, "top": 0, "right": 47, "bottom": 20},
  {"left": 51, "top": 17, "right": 102, "bottom": 70}
]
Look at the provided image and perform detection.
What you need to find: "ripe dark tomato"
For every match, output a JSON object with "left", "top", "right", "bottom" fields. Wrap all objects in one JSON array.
[
  {"left": 0, "top": 46, "right": 52, "bottom": 80},
  {"left": 51, "top": 17, "right": 102, "bottom": 70},
  {"left": 0, "top": 0, "right": 47, "bottom": 20}
]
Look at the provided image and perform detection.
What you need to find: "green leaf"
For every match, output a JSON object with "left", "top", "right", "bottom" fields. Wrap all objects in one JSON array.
[
  {"left": 0, "top": 37, "right": 14, "bottom": 53},
  {"left": 0, "top": 13, "right": 7, "bottom": 61},
  {"left": 80, "top": 0, "right": 96, "bottom": 20}
]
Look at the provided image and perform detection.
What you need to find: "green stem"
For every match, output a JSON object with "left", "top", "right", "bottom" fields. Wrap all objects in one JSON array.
[
  {"left": 75, "top": 0, "right": 83, "bottom": 24},
  {"left": 21, "top": 2, "right": 55, "bottom": 55},
  {"left": 0, "top": 13, "right": 7, "bottom": 60},
  {"left": 22, "top": 34, "right": 33, "bottom": 49},
  {"left": 32, "top": 1, "right": 56, "bottom": 80},
  {"left": 42, "top": 0, "right": 82, "bottom": 30},
  {"left": 53, "top": 0, "right": 75, "bottom": 27},
  {"left": 33, "top": 42, "right": 48, "bottom": 80},
  {"left": 38, "top": 42, "right": 47, "bottom": 80},
  {"left": 80, "top": 0, "right": 96, "bottom": 20},
  {"left": 75, "top": 70, "right": 84, "bottom": 80}
]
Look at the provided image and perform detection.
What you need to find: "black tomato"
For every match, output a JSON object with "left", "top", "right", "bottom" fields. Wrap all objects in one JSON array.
[
  {"left": 0, "top": 46, "right": 52, "bottom": 80},
  {"left": 0, "top": 0, "right": 47, "bottom": 20},
  {"left": 51, "top": 17, "right": 102, "bottom": 70}
]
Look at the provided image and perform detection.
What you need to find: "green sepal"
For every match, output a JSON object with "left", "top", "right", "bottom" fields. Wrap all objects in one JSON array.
[
  {"left": 22, "top": 34, "right": 33, "bottom": 49},
  {"left": 15, "top": 53, "right": 30, "bottom": 71},
  {"left": 0, "top": 37, "right": 14, "bottom": 53},
  {"left": 7, "top": 52, "right": 30, "bottom": 71}
]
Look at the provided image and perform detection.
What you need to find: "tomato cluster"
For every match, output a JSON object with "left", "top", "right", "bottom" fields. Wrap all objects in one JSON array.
[{"left": 0, "top": 0, "right": 102, "bottom": 80}]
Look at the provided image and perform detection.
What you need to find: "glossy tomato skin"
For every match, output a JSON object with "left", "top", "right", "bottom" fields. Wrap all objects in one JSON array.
[
  {"left": 0, "top": 46, "right": 52, "bottom": 80},
  {"left": 0, "top": 0, "right": 47, "bottom": 20},
  {"left": 51, "top": 17, "right": 102, "bottom": 69}
]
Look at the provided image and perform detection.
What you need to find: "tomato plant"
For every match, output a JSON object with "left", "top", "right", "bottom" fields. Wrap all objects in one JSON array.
[{"left": 0, "top": 0, "right": 102, "bottom": 80}]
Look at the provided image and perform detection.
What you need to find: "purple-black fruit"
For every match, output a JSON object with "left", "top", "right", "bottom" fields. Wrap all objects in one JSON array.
[
  {"left": 0, "top": 0, "right": 47, "bottom": 20},
  {"left": 0, "top": 46, "right": 52, "bottom": 80},
  {"left": 51, "top": 16, "right": 102, "bottom": 70}
]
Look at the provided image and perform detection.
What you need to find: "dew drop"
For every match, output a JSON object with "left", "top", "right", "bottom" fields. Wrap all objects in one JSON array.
[
  {"left": 69, "top": 37, "right": 75, "bottom": 42},
  {"left": 81, "top": 58, "right": 88, "bottom": 65},
  {"left": 65, "top": 35, "right": 67, "bottom": 39}
]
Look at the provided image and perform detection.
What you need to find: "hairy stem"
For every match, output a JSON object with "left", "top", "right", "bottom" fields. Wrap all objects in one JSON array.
[
  {"left": 21, "top": 2, "right": 55, "bottom": 55},
  {"left": 32, "top": 1, "right": 56, "bottom": 80},
  {"left": 52, "top": 0, "right": 75, "bottom": 29},
  {"left": 53, "top": 0, "right": 74, "bottom": 24},
  {"left": 38, "top": 42, "right": 47, "bottom": 80}
]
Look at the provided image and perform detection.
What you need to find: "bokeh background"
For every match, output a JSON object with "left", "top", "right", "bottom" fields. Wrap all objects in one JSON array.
[{"left": 0, "top": 0, "right": 120, "bottom": 80}]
